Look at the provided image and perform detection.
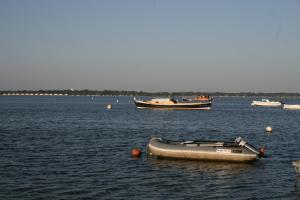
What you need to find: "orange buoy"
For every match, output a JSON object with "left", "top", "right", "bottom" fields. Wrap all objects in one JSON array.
[{"left": 131, "top": 148, "right": 142, "bottom": 157}]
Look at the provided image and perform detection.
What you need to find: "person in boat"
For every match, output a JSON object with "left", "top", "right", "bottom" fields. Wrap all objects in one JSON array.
[{"left": 170, "top": 98, "right": 177, "bottom": 103}]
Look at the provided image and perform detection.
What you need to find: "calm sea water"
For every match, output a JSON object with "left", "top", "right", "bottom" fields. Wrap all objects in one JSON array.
[{"left": 1, "top": 96, "right": 300, "bottom": 199}]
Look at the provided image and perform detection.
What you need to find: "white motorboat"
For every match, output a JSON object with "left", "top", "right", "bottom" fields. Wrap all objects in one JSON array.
[{"left": 251, "top": 99, "right": 282, "bottom": 107}]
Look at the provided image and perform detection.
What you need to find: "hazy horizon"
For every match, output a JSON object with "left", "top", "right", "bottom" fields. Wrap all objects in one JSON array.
[
  {"left": 2, "top": 88, "right": 300, "bottom": 95},
  {"left": 1, "top": 0, "right": 300, "bottom": 93}
]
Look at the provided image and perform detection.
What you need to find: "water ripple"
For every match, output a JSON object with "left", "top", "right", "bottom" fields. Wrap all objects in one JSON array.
[{"left": 0, "top": 96, "right": 299, "bottom": 199}]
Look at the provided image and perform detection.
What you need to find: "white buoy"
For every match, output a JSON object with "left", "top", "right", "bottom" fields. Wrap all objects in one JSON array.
[
  {"left": 107, "top": 104, "right": 112, "bottom": 109},
  {"left": 266, "top": 126, "right": 272, "bottom": 133}
]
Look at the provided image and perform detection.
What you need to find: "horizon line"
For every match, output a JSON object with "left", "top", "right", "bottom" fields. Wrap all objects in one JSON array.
[{"left": 1, "top": 89, "right": 300, "bottom": 94}]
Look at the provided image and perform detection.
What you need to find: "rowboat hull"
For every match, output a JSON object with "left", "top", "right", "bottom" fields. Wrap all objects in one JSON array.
[{"left": 148, "top": 138, "right": 260, "bottom": 162}]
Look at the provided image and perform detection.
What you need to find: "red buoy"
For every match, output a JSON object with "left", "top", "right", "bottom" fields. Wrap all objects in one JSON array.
[
  {"left": 131, "top": 148, "right": 142, "bottom": 157},
  {"left": 259, "top": 147, "right": 265, "bottom": 158}
]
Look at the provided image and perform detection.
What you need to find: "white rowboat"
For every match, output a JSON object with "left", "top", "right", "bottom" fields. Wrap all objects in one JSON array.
[{"left": 283, "top": 104, "right": 300, "bottom": 110}]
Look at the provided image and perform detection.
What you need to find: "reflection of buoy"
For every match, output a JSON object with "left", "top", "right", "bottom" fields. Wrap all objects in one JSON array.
[
  {"left": 266, "top": 126, "right": 272, "bottom": 133},
  {"left": 131, "top": 148, "right": 142, "bottom": 157},
  {"left": 107, "top": 104, "right": 112, "bottom": 109}
]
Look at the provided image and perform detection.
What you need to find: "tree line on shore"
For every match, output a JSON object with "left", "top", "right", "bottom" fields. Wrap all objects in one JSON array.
[{"left": 1, "top": 89, "right": 300, "bottom": 97}]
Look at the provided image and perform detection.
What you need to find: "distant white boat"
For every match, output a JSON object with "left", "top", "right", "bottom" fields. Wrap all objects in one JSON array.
[
  {"left": 251, "top": 99, "right": 282, "bottom": 107},
  {"left": 283, "top": 104, "right": 300, "bottom": 110}
]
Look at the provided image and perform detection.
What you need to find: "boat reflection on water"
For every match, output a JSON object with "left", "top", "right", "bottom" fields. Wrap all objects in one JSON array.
[
  {"left": 147, "top": 157, "right": 257, "bottom": 176},
  {"left": 146, "top": 157, "right": 264, "bottom": 199}
]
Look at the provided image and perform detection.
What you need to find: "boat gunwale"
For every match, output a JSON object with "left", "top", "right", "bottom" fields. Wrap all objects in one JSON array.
[
  {"left": 148, "top": 142, "right": 257, "bottom": 158},
  {"left": 136, "top": 106, "right": 211, "bottom": 110}
]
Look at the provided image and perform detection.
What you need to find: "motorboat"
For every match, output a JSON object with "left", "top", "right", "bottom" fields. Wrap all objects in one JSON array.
[
  {"left": 147, "top": 137, "right": 264, "bottom": 162},
  {"left": 251, "top": 99, "right": 282, "bottom": 107},
  {"left": 283, "top": 104, "right": 300, "bottom": 110},
  {"left": 133, "top": 97, "right": 211, "bottom": 110}
]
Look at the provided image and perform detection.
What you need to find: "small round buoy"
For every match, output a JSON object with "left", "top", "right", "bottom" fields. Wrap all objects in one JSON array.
[
  {"left": 266, "top": 126, "right": 272, "bottom": 133},
  {"left": 131, "top": 148, "right": 142, "bottom": 157},
  {"left": 107, "top": 104, "right": 112, "bottom": 109},
  {"left": 259, "top": 147, "right": 265, "bottom": 158}
]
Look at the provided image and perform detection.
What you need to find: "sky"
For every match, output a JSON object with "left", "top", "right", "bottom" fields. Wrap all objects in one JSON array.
[{"left": 0, "top": 0, "right": 300, "bottom": 92}]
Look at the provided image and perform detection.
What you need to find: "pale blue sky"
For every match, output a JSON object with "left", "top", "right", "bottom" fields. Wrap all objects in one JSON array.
[{"left": 0, "top": 0, "right": 300, "bottom": 92}]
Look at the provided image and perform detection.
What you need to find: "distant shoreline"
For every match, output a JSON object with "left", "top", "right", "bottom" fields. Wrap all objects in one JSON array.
[{"left": 1, "top": 90, "right": 300, "bottom": 98}]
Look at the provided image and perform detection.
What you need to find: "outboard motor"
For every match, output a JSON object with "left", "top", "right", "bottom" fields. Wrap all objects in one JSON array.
[
  {"left": 235, "top": 137, "right": 263, "bottom": 157},
  {"left": 235, "top": 137, "right": 246, "bottom": 146}
]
